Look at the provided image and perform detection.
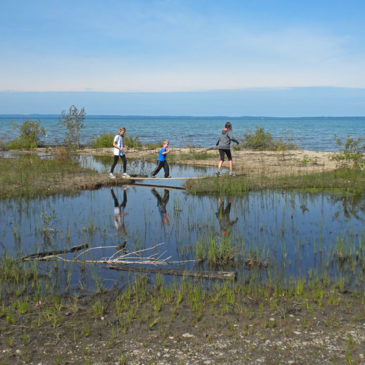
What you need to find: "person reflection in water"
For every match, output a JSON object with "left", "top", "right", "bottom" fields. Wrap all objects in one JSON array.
[
  {"left": 110, "top": 187, "right": 128, "bottom": 238},
  {"left": 151, "top": 188, "right": 170, "bottom": 225},
  {"left": 216, "top": 197, "right": 238, "bottom": 236}
]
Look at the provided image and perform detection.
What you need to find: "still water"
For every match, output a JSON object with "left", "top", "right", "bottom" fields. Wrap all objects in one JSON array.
[{"left": 1, "top": 161, "right": 364, "bottom": 292}]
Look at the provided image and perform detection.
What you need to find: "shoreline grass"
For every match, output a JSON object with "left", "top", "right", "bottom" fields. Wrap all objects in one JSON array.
[
  {"left": 0, "top": 154, "right": 100, "bottom": 199},
  {"left": 185, "top": 168, "right": 365, "bottom": 196}
]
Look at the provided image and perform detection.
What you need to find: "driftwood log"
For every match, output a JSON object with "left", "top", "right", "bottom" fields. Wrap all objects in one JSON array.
[{"left": 109, "top": 264, "right": 236, "bottom": 281}]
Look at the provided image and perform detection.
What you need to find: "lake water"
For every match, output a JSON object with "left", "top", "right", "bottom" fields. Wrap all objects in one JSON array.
[
  {"left": 1, "top": 161, "right": 364, "bottom": 293},
  {"left": 1, "top": 115, "right": 364, "bottom": 151}
]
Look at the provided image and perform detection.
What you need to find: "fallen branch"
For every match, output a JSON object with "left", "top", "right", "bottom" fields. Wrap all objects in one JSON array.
[
  {"left": 21, "top": 243, "right": 236, "bottom": 280},
  {"left": 22, "top": 244, "right": 89, "bottom": 261},
  {"left": 109, "top": 264, "right": 236, "bottom": 281}
]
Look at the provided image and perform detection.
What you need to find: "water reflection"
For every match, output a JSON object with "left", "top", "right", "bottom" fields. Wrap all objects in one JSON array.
[
  {"left": 216, "top": 197, "right": 238, "bottom": 237},
  {"left": 110, "top": 187, "right": 128, "bottom": 238},
  {"left": 151, "top": 188, "right": 170, "bottom": 226},
  {"left": 1, "top": 187, "right": 364, "bottom": 291}
]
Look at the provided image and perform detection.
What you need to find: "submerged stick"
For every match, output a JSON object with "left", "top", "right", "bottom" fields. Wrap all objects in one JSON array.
[
  {"left": 22, "top": 244, "right": 89, "bottom": 261},
  {"left": 109, "top": 264, "right": 236, "bottom": 281}
]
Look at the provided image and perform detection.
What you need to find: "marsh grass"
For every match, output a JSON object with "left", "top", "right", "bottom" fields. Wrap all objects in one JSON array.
[
  {"left": 168, "top": 149, "right": 215, "bottom": 162},
  {"left": 185, "top": 168, "right": 365, "bottom": 196},
  {"left": 0, "top": 154, "right": 99, "bottom": 199}
]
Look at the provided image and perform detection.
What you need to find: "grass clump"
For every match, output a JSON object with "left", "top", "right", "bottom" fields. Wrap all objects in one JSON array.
[
  {"left": 169, "top": 149, "right": 215, "bottom": 162},
  {"left": 0, "top": 154, "right": 99, "bottom": 199},
  {"left": 185, "top": 168, "right": 365, "bottom": 196},
  {"left": 6, "top": 120, "right": 46, "bottom": 149},
  {"left": 235, "top": 126, "right": 297, "bottom": 151}
]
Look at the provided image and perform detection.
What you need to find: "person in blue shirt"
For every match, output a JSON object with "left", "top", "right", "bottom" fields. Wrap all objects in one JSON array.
[
  {"left": 151, "top": 188, "right": 170, "bottom": 225},
  {"left": 151, "top": 140, "right": 171, "bottom": 178}
]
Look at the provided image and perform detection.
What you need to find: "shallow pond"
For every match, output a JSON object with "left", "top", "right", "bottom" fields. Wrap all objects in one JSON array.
[{"left": 1, "top": 162, "right": 364, "bottom": 293}]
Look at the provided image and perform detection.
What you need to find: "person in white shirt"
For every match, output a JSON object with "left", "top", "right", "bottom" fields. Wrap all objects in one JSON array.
[{"left": 109, "top": 127, "right": 130, "bottom": 178}]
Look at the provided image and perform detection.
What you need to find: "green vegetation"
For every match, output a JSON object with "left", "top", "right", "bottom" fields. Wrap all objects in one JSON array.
[
  {"left": 91, "top": 133, "right": 115, "bottom": 148},
  {"left": 235, "top": 126, "right": 297, "bottom": 151},
  {"left": 6, "top": 120, "right": 46, "bottom": 149},
  {"left": 59, "top": 105, "right": 86, "bottom": 149},
  {"left": 332, "top": 135, "right": 365, "bottom": 169},
  {"left": 185, "top": 168, "right": 365, "bottom": 196},
  {"left": 169, "top": 149, "right": 215, "bottom": 162},
  {"left": 0, "top": 154, "right": 99, "bottom": 199},
  {"left": 92, "top": 133, "right": 142, "bottom": 149}
]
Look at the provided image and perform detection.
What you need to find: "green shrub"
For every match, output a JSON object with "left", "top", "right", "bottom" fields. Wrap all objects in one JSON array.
[
  {"left": 59, "top": 105, "right": 86, "bottom": 149},
  {"left": 91, "top": 133, "right": 114, "bottom": 148},
  {"left": 91, "top": 133, "right": 142, "bottom": 149},
  {"left": 332, "top": 136, "right": 365, "bottom": 169},
  {"left": 124, "top": 134, "right": 142, "bottom": 148},
  {"left": 7, "top": 120, "right": 46, "bottom": 149},
  {"left": 236, "top": 126, "right": 297, "bottom": 151}
]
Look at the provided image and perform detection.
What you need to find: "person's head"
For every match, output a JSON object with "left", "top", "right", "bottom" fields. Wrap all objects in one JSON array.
[
  {"left": 225, "top": 122, "right": 232, "bottom": 130},
  {"left": 119, "top": 127, "right": 126, "bottom": 136},
  {"left": 162, "top": 140, "right": 169, "bottom": 148}
]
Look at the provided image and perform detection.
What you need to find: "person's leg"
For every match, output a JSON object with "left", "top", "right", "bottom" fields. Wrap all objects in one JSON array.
[
  {"left": 120, "top": 189, "right": 127, "bottom": 208},
  {"left": 110, "top": 155, "right": 119, "bottom": 173},
  {"left": 121, "top": 155, "right": 127, "bottom": 173},
  {"left": 163, "top": 161, "right": 170, "bottom": 178},
  {"left": 226, "top": 150, "right": 233, "bottom": 173},
  {"left": 152, "top": 161, "right": 163, "bottom": 176},
  {"left": 110, "top": 188, "right": 119, "bottom": 207},
  {"left": 162, "top": 189, "right": 170, "bottom": 205},
  {"left": 218, "top": 150, "right": 225, "bottom": 171}
]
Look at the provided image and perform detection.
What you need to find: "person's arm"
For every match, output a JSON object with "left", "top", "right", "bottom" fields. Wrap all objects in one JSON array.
[
  {"left": 112, "top": 136, "right": 124, "bottom": 151},
  {"left": 162, "top": 148, "right": 170, "bottom": 154},
  {"left": 228, "top": 130, "right": 239, "bottom": 145}
]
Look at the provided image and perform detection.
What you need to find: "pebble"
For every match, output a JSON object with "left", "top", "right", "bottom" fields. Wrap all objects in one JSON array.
[{"left": 182, "top": 333, "right": 194, "bottom": 338}]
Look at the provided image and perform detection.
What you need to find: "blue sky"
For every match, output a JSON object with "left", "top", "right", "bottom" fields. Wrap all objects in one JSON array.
[{"left": 1, "top": 0, "right": 365, "bottom": 115}]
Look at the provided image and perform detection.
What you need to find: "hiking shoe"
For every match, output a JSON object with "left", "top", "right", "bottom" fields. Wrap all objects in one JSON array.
[
  {"left": 122, "top": 173, "right": 130, "bottom": 178},
  {"left": 109, "top": 173, "right": 116, "bottom": 179},
  {"left": 151, "top": 175, "right": 156, "bottom": 178},
  {"left": 216, "top": 170, "right": 221, "bottom": 176},
  {"left": 165, "top": 176, "right": 171, "bottom": 178},
  {"left": 229, "top": 172, "right": 235, "bottom": 176}
]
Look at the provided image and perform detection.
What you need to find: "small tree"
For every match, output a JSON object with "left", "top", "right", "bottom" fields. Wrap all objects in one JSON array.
[
  {"left": 332, "top": 135, "right": 365, "bottom": 169},
  {"left": 7, "top": 120, "right": 46, "bottom": 149},
  {"left": 59, "top": 105, "right": 86, "bottom": 149}
]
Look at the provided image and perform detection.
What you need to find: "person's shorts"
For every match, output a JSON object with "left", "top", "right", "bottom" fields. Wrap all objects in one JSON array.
[{"left": 219, "top": 149, "right": 232, "bottom": 161}]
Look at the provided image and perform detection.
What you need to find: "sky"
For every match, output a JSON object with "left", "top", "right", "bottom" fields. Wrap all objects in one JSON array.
[{"left": 1, "top": 0, "right": 365, "bottom": 115}]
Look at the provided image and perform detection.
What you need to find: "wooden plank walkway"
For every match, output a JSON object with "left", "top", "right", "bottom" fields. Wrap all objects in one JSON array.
[
  {"left": 125, "top": 182, "right": 185, "bottom": 190},
  {"left": 116, "top": 176, "right": 207, "bottom": 181}
]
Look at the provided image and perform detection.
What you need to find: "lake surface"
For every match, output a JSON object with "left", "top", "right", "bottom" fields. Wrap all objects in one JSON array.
[
  {"left": 1, "top": 161, "right": 364, "bottom": 293},
  {"left": 1, "top": 115, "right": 364, "bottom": 151}
]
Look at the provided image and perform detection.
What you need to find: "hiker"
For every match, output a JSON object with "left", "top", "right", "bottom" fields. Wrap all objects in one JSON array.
[
  {"left": 151, "top": 188, "right": 170, "bottom": 225},
  {"left": 216, "top": 197, "right": 238, "bottom": 237},
  {"left": 151, "top": 140, "right": 171, "bottom": 178},
  {"left": 216, "top": 122, "right": 239, "bottom": 176},
  {"left": 110, "top": 187, "right": 128, "bottom": 236},
  {"left": 109, "top": 127, "right": 130, "bottom": 179}
]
